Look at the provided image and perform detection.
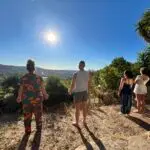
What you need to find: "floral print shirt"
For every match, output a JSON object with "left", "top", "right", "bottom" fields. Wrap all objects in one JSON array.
[{"left": 20, "top": 73, "right": 43, "bottom": 104}]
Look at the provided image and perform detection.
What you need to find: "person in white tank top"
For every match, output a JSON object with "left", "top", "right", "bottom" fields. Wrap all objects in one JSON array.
[
  {"left": 74, "top": 70, "right": 89, "bottom": 93},
  {"left": 134, "top": 67, "right": 149, "bottom": 113},
  {"left": 69, "top": 61, "right": 90, "bottom": 127}
]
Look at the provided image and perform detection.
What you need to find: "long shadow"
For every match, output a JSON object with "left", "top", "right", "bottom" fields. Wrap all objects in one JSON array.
[
  {"left": 85, "top": 125, "right": 106, "bottom": 150},
  {"left": 126, "top": 116, "right": 150, "bottom": 131},
  {"left": 144, "top": 108, "right": 150, "bottom": 118},
  {"left": 76, "top": 126, "right": 93, "bottom": 150},
  {"left": 96, "top": 108, "right": 107, "bottom": 116},
  {"left": 89, "top": 111, "right": 103, "bottom": 119},
  {"left": 31, "top": 131, "right": 41, "bottom": 150},
  {"left": 18, "top": 134, "right": 30, "bottom": 150}
]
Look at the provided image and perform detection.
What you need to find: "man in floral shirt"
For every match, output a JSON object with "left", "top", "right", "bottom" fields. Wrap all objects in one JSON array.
[{"left": 17, "top": 60, "right": 48, "bottom": 134}]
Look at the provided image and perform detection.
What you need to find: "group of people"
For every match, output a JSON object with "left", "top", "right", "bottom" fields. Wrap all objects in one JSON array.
[
  {"left": 17, "top": 60, "right": 90, "bottom": 134},
  {"left": 118, "top": 67, "right": 149, "bottom": 115},
  {"left": 17, "top": 59, "right": 149, "bottom": 134}
]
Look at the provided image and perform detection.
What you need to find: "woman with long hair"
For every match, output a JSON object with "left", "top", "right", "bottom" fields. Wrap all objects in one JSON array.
[{"left": 118, "top": 70, "right": 134, "bottom": 114}]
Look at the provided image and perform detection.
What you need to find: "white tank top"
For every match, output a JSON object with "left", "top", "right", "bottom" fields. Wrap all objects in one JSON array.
[{"left": 74, "top": 70, "right": 89, "bottom": 92}]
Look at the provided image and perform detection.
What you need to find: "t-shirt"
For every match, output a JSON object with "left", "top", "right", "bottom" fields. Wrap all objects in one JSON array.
[
  {"left": 20, "top": 73, "right": 43, "bottom": 104},
  {"left": 73, "top": 70, "right": 89, "bottom": 93}
]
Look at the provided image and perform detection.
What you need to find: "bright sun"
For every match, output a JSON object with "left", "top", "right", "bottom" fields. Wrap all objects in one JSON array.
[{"left": 43, "top": 31, "right": 58, "bottom": 44}]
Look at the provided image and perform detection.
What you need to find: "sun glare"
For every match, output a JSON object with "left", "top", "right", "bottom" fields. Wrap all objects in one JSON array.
[{"left": 43, "top": 31, "right": 58, "bottom": 44}]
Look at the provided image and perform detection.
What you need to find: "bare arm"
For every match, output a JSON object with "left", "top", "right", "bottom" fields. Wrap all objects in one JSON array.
[
  {"left": 16, "top": 85, "right": 23, "bottom": 103},
  {"left": 118, "top": 78, "right": 124, "bottom": 96},
  {"left": 41, "top": 82, "right": 48, "bottom": 100},
  {"left": 69, "top": 74, "right": 76, "bottom": 94},
  {"left": 134, "top": 75, "right": 141, "bottom": 84}
]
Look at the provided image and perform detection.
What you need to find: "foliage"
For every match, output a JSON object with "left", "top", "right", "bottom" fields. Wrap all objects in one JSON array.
[
  {"left": 136, "top": 9, "right": 150, "bottom": 43},
  {"left": 98, "top": 66, "right": 120, "bottom": 90},
  {"left": 44, "top": 76, "right": 68, "bottom": 106},
  {"left": 61, "top": 78, "right": 72, "bottom": 89},
  {"left": 1, "top": 75, "right": 20, "bottom": 97},
  {"left": 137, "top": 46, "right": 150, "bottom": 70},
  {"left": 111, "top": 57, "right": 132, "bottom": 75},
  {"left": 130, "top": 62, "right": 140, "bottom": 77},
  {"left": 2, "top": 95, "right": 21, "bottom": 113},
  {"left": 93, "top": 57, "right": 133, "bottom": 90}
]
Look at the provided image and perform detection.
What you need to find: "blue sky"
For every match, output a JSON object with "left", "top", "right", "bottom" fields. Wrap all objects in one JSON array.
[{"left": 0, "top": 0, "right": 149, "bottom": 70}]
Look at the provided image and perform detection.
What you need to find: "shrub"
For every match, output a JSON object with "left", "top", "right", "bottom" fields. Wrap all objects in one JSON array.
[{"left": 44, "top": 76, "right": 68, "bottom": 107}]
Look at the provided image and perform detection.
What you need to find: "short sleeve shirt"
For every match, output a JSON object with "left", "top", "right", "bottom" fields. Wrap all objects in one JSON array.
[
  {"left": 20, "top": 73, "right": 43, "bottom": 104},
  {"left": 73, "top": 70, "right": 89, "bottom": 92}
]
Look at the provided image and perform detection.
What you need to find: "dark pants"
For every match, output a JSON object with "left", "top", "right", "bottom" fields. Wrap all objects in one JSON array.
[
  {"left": 121, "top": 94, "right": 132, "bottom": 114},
  {"left": 23, "top": 103, "right": 43, "bottom": 133}
]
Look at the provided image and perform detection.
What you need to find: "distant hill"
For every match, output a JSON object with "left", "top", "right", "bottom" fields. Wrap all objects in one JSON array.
[{"left": 0, "top": 64, "right": 75, "bottom": 79}]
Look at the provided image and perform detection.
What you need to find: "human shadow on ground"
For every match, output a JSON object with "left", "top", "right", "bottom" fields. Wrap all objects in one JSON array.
[
  {"left": 126, "top": 115, "right": 150, "bottom": 131},
  {"left": 144, "top": 108, "right": 150, "bottom": 118},
  {"left": 18, "top": 134, "right": 30, "bottom": 150},
  {"left": 31, "top": 131, "right": 42, "bottom": 150},
  {"left": 89, "top": 111, "right": 103, "bottom": 119},
  {"left": 84, "top": 125, "right": 106, "bottom": 150},
  {"left": 96, "top": 108, "right": 108, "bottom": 116},
  {"left": 76, "top": 126, "right": 94, "bottom": 150}
]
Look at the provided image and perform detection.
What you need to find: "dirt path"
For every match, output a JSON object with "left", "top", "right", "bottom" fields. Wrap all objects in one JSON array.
[{"left": 0, "top": 105, "right": 149, "bottom": 150}]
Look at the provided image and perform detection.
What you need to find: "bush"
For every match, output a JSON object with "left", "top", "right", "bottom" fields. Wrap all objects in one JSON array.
[
  {"left": 1, "top": 75, "right": 20, "bottom": 97},
  {"left": 97, "top": 66, "right": 120, "bottom": 90},
  {"left": 44, "top": 76, "right": 68, "bottom": 107},
  {"left": 2, "top": 95, "right": 21, "bottom": 113}
]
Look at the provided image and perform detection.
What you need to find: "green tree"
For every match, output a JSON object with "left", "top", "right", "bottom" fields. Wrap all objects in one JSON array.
[
  {"left": 1, "top": 75, "right": 21, "bottom": 113},
  {"left": 1, "top": 75, "right": 20, "bottom": 97},
  {"left": 136, "top": 9, "right": 150, "bottom": 43},
  {"left": 44, "top": 76, "right": 68, "bottom": 106},
  {"left": 98, "top": 66, "right": 120, "bottom": 90},
  {"left": 137, "top": 46, "right": 150, "bottom": 69},
  {"left": 111, "top": 57, "right": 132, "bottom": 75}
]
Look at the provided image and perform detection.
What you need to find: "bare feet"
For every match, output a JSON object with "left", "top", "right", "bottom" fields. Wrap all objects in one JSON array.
[
  {"left": 133, "top": 109, "right": 140, "bottom": 113},
  {"left": 72, "top": 122, "right": 79, "bottom": 128}
]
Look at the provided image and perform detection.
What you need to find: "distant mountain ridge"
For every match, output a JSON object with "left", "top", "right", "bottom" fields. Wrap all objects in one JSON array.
[{"left": 0, "top": 64, "right": 75, "bottom": 79}]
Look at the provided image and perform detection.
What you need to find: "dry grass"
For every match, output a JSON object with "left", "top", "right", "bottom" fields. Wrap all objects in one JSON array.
[{"left": 0, "top": 105, "right": 149, "bottom": 150}]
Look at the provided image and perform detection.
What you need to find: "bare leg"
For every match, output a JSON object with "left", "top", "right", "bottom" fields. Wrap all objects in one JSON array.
[
  {"left": 141, "top": 95, "right": 146, "bottom": 113},
  {"left": 136, "top": 94, "right": 142, "bottom": 113},
  {"left": 82, "top": 101, "right": 88, "bottom": 124},
  {"left": 73, "top": 102, "right": 81, "bottom": 126}
]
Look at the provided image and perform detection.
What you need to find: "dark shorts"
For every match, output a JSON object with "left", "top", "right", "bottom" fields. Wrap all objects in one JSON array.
[{"left": 73, "top": 91, "right": 88, "bottom": 103}]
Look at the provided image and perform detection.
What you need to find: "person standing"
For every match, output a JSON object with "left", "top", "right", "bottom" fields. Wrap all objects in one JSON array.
[
  {"left": 17, "top": 59, "right": 48, "bottom": 134},
  {"left": 118, "top": 70, "right": 134, "bottom": 115},
  {"left": 133, "top": 67, "right": 149, "bottom": 113},
  {"left": 69, "top": 61, "right": 90, "bottom": 127}
]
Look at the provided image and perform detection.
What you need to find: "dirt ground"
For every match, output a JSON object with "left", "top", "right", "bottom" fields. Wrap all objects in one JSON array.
[{"left": 0, "top": 105, "right": 149, "bottom": 150}]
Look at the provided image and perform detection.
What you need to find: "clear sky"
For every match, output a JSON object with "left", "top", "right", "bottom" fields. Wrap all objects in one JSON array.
[{"left": 0, "top": 0, "right": 149, "bottom": 70}]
